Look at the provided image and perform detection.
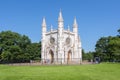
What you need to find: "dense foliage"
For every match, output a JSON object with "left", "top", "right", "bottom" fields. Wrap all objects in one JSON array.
[
  {"left": 82, "top": 49, "right": 94, "bottom": 61},
  {"left": 94, "top": 29, "right": 120, "bottom": 62},
  {"left": 82, "top": 29, "right": 120, "bottom": 62},
  {"left": 0, "top": 31, "right": 41, "bottom": 63}
]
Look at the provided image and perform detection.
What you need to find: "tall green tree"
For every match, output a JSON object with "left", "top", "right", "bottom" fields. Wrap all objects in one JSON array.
[
  {"left": 0, "top": 31, "right": 32, "bottom": 63},
  {"left": 95, "top": 29, "right": 120, "bottom": 62},
  {"left": 26, "top": 42, "right": 41, "bottom": 60},
  {"left": 95, "top": 37, "right": 110, "bottom": 61},
  {"left": 82, "top": 49, "right": 94, "bottom": 61},
  {"left": 108, "top": 37, "right": 120, "bottom": 61}
]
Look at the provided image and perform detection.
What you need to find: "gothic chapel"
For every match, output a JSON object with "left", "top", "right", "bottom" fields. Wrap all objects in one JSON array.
[{"left": 41, "top": 10, "right": 82, "bottom": 64}]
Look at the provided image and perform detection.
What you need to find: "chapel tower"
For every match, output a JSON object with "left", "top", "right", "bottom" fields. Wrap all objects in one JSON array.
[
  {"left": 41, "top": 17, "right": 46, "bottom": 61},
  {"left": 57, "top": 10, "right": 64, "bottom": 62}
]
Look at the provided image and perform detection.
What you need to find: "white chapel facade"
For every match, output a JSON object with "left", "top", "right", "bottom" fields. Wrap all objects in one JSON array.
[{"left": 41, "top": 10, "right": 82, "bottom": 64}]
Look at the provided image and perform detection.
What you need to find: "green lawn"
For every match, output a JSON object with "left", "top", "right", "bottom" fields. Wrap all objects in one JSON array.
[{"left": 0, "top": 63, "right": 120, "bottom": 80}]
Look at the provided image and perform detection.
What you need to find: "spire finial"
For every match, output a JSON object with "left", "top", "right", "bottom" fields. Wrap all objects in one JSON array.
[
  {"left": 73, "top": 17, "right": 78, "bottom": 27},
  {"left": 58, "top": 9, "right": 63, "bottom": 21},
  {"left": 42, "top": 17, "right": 46, "bottom": 27},
  {"left": 74, "top": 17, "right": 77, "bottom": 24}
]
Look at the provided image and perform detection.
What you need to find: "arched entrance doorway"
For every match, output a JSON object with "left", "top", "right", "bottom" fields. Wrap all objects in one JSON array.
[
  {"left": 67, "top": 50, "right": 72, "bottom": 63},
  {"left": 49, "top": 50, "right": 54, "bottom": 63}
]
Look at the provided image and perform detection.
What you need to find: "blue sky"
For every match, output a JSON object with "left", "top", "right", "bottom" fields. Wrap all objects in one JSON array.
[{"left": 0, "top": 0, "right": 120, "bottom": 52}]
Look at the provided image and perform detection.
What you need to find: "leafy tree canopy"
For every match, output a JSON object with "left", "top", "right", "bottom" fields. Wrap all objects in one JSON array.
[
  {"left": 0, "top": 31, "right": 41, "bottom": 63},
  {"left": 95, "top": 29, "right": 120, "bottom": 62}
]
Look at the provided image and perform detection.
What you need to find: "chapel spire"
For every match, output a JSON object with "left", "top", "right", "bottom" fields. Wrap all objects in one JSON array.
[
  {"left": 73, "top": 17, "right": 78, "bottom": 27},
  {"left": 58, "top": 10, "right": 64, "bottom": 22},
  {"left": 58, "top": 9, "right": 64, "bottom": 28},
  {"left": 73, "top": 17, "right": 78, "bottom": 34},
  {"left": 42, "top": 17, "right": 46, "bottom": 27}
]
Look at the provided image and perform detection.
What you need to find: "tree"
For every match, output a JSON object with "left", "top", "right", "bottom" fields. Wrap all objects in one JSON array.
[
  {"left": 108, "top": 37, "right": 120, "bottom": 61},
  {"left": 19, "top": 35, "right": 31, "bottom": 50},
  {"left": 82, "top": 49, "right": 85, "bottom": 60},
  {"left": 82, "top": 49, "right": 94, "bottom": 61},
  {"left": 1, "top": 51, "right": 11, "bottom": 63},
  {"left": 26, "top": 42, "right": 41, "bottom": 60},
  {"left": 117, "top": 29, "right": 120, "bottom": 36},
  {"left": 95, "top": 36, "right": 120, "bottom": 62},
  {"left": 0, "top": 31, "right": 32, "bottom": 63},
  {"left": 95, "top": 37, "right": 110, "bottom": 61}
]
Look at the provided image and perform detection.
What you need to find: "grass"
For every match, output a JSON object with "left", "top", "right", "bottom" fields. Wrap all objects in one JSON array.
[{"left": 0, "top": 63, "right": 120, "bottom": 80}]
